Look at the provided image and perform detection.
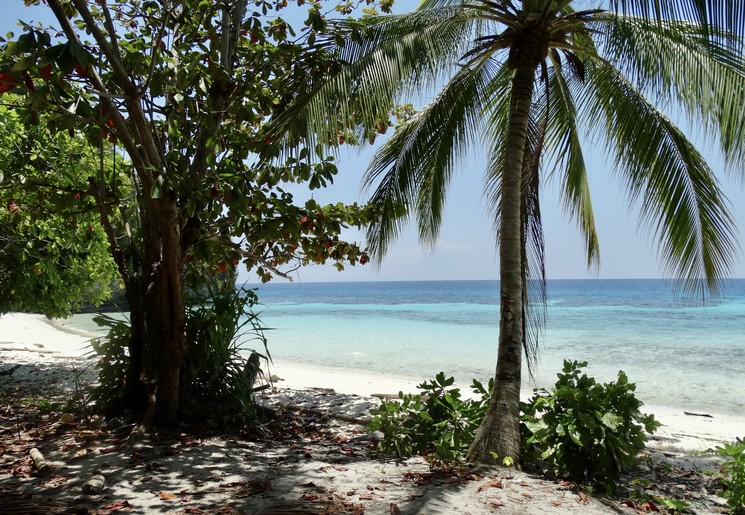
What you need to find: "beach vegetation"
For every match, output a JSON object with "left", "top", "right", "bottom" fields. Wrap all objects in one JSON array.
[
  {"left": 370, "top": 363, "right": 658, "bottom": 491},
  {"left": 0, "top": 105, "right": 119, "bottom": 318},
  {"left": 0, "top": 0, "right": 380, "bottom": 428},
  {"left": 88, "top": 313, "right": 133, "bottom": 415},
  {"left": 717, "top": 439, "right": 745, "bottom": 513},
  {"left": 267, "top": 0, "right": 745, "bottom": 463},
  {"left": 520, "top": 360, "right": 660, "bottom": 491},
  {"left": 368, "top": 373, "right": 492, "bottom": 464},
  {"left": 88, "top": 274, "right": 268, "bottom": 424},
  {"left": 180, "top": 284, "right": 268, "bottom": 424}
]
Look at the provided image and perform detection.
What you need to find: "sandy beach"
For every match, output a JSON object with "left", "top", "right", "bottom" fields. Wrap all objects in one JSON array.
[{"left": 1, "top": 311, "right": 742, "bottom": 513}]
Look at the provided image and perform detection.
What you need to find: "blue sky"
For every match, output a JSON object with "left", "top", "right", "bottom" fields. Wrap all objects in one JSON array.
[{"left": 5, "top": 1, "right": 744, "bottom": 283}]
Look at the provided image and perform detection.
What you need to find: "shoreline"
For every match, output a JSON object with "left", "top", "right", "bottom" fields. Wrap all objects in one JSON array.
[{"left": 1, "top": 311, "right": 742, "bottom": 454}]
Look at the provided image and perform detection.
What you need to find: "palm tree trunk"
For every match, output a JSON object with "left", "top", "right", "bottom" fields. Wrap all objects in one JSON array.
[{"left": 467, "top": 64, "right": 536, "bottom": 464}]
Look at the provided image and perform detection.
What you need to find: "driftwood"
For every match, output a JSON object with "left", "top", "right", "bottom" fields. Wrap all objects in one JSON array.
[
  {"left": 684, "top": 411, "right": 714, "bottom": 418},
  {"left": 29, "top": 448, "right": 50, "bottom": 475}
]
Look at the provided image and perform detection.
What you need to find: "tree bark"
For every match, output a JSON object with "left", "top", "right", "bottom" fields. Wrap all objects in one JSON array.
[
  {"left": 153, "top": 193, "right": 186, "bottom": 424},
  {"left": 467, "top": 64, "right": 536, "bottom": 464}
]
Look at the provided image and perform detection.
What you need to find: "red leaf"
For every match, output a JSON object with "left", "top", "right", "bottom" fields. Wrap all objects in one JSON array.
[
  {"left": 476, "top": 479, "right": 503, "bottom": 492},
  {"left": 23, "top": 72, "right": 35, "bottom": 92},
  {"left": 641, "top": 500, "right": 660, "bottom": 512},
  {"left": 389, "top": 504, "right": 401, "bottom": 514},
  {"left": 0, "top": 73, "right": 17, "bottom": 94},
  {"left": 300, "top": 493, "right": 318, "bottom": 501},
  {"left": 159, "top": 490, "right": 176, "bottom": 501}
]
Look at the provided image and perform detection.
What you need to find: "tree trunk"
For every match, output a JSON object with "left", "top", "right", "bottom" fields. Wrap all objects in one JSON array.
[
  {"left": 113, "top": 194, "right": 185, "bottom": 430},
  {"left": 467, "top": 64, "right": 536, "bottom": 465},
  {"left": 153, "top": 193, "right": 186, "bottom": 424},
  {"left": 133, "top": 193, "right": 186, "bottom": 429}
]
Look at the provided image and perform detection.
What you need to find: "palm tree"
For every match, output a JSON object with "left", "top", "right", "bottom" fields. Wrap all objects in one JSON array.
[{"left": 271, "top": 1, "right": 745, "bottom": 463}]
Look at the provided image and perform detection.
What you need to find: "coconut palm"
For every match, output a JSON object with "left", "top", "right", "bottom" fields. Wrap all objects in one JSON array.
[{"left": 271, "top": 0, "right": 745, "bottom": 462}]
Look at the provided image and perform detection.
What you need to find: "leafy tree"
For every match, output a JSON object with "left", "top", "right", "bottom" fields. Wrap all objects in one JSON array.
[
  {"left": 0, "top": 0, "right": 375, "bottom": 428},
  {"left": 270, "top": 0, "right": 745, "bottom": 462},
  {"left": 0, "top": 104, "right": 119, "bottom": 317}
]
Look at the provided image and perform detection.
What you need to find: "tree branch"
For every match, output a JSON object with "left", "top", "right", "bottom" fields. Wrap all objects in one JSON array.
[{"left": 46, "top": 0, "right": 153, "bottom": 189}]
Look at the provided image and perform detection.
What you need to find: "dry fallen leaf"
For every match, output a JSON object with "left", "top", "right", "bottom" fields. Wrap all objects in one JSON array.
[
  {"left": 640, "top": 500, "right": 661, "bottom": 512},
  {"left": 477, "top": 480, "right": 504, "bottom": 492},
  {"left": 159, "top": 490, "right": 176, "bottom": 501},
  {"left": 390, "top": 503, "right": 401, "bottom": 514}
]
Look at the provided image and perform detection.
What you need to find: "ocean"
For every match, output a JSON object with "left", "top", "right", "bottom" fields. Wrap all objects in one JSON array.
[
  {"left": 245, "top": 279, "right": 745, "bottom": 415},
  {"left": 67, "top": 279, "right": 745, "bottom": 415}
]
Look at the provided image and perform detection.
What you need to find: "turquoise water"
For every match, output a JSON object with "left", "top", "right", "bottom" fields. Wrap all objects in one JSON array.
[
  {"left": 246, "top": 279, "right": 745, "bottom": 414},
  {"left": 67, "top": 279, "right": 745, "bottom": 414}
]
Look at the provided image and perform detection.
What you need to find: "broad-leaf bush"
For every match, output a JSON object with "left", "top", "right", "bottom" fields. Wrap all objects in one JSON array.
[
  {"left": 368, "top": 373, "right": 492, "bottom": 464},
  {"left": 717, "top": 439, "right": 745, "bottom": 514},
  {"left": 520, "top": 360, "right": 660, "bottom": 490}
]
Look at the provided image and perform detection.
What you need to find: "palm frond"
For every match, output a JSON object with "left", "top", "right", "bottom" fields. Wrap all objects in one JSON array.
[
  {"left": 269, "top": 8, "right": 478, "bottom": 153},
  {"left": 581, "top": 58, "right": 738, "bottom": 297},
  {"left": 608, "top": 0, "right": 745, "bottom": 47},
  {"left": 596, "top": 13, "right": 745, "bottom": 173},
  {"left": 543, "top": 61, "right": 600, "bottom": 268},
  {"left": 521, "top": 106, "right": 548, "bottom": 379},
  {"left": 363, "top": 60, "right": 494, "bottom": 259}
]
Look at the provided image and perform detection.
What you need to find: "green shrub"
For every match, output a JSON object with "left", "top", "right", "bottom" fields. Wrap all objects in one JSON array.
[
  {"left": 88, "top": 313, "right": 131, "bottom": 413},
  {"left": 87, "top": 286, "right": 268, "bottom": 425},
  {"left": 717, "top": 439, "right": 745, "bottom": 514},
  {"left": 367, "top": 372, "right": 492, "bottom": 464},
  {"left": 520, "top": 360, "right": 660, "bottom": 490},
  {"left": 181, "top": 285, "right": 268, "bottom": 424}
]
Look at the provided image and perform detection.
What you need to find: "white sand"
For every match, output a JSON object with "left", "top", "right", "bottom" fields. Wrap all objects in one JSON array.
[
  {"left": 2, "top": 311, "right": 743, "bottom": 453},
  {"left": 0, "top": 312, "right": 95, "bottom": 360}
]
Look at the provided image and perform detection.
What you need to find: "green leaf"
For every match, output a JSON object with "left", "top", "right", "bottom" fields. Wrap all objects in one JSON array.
[{"left": 600, "top": 412, "right": 622, "bottom": 430}]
